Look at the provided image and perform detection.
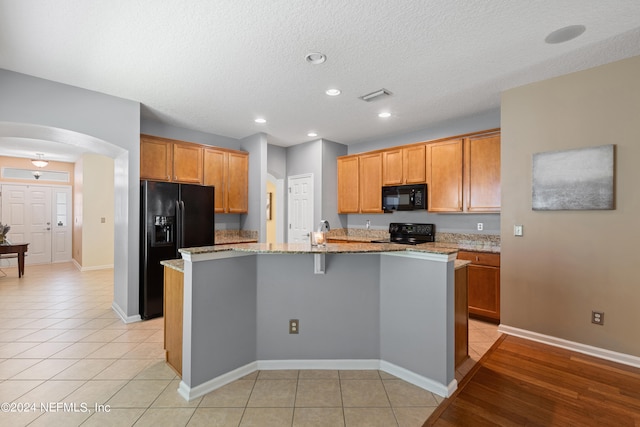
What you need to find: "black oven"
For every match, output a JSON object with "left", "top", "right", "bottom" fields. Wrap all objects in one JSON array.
[{"left": 382, "top": 184, "right": 427, "bottom": 212}]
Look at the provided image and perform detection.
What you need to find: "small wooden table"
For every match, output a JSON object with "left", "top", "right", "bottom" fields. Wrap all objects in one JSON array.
[{"left": 0, "top": 243, "right": 29, "bottom": 278}]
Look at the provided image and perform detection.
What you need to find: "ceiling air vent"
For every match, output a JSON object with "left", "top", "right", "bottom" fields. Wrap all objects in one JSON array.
[{"left": 359, "top": 88, "right": 392, "bottom": 102}]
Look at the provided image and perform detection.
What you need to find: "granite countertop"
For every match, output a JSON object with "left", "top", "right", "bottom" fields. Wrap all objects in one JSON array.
[
  {"left": 161, "top": 259, "right": 184, "bottom": 272},
  {"left": 325, "top": 236, "right": 500, "bottom": 254},
  {"left": 179, "top": 241, "right": 459, "bottom": 256},
  {"left": 215, "top": 237, "right": 259, "bottom": 245}
]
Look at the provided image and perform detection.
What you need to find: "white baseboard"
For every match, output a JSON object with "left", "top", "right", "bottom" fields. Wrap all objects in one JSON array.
[
  {"left": 178, "top": 362, "right": 258, "bottom": 401},
  {"left": 177, "top": 359, "right": 453, "bottom": 401},
  {"left": 498, "top": 324, "right": 640, "bottom": 369},
  {"left": 72, "top": 259, "right": 114, "bottom": 271},
  {"left": 257, "top": 359, "right": 380, "bottom": 371},
  {"left": 380, "top": 360, "right": 457, "bottom": 397},
  {"left": 111, "top": 302, "right": 141, "bottom": 324}
]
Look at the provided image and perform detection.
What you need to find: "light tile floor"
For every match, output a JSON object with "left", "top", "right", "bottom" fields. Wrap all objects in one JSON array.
[{"left": 0, "top": 263, "right": 499, "bottom": 426}]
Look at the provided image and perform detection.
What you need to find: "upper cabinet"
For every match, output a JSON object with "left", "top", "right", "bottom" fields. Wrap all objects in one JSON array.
[
  {"left": 141, "top": 134, "right": 249, "bottom": 213},
  {"left": 382, "top": 144, "right": 426, "bottom": 185},
  {"left": 173, "top": 142, "right": 203, "bottom": 184},
  {"left": 203, "top": 148, "right": 248, "bottom": 214},
  {"left": 426, "top": 139, "right": 464, "bottom": 212},
  {"left": 426, "top": 132, "right": 501, "bottom": 213},
  {"left": 337, "top": 155, "right": 360, "bottom": 213},
  {"left": 464, "top": 132, "right": 501, "bottom": 213},
  {"left": 359, "top": 152, "right": 383, "bottom": 213},
  {"left": 337, "top": 129, "right": 500, "bottom": 215},
  {"left": 140, "top": 135, "right": 203, "bottom": 184},
  {"left": 337, "top": 152, "right": 383, "bottom": 214},
  {"left": 140, "top": 135, "right": 173, "bottom": 182}
]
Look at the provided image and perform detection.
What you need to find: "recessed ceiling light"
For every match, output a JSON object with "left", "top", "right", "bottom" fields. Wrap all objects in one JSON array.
[
  {"left": 378, "top": 112, "right": 391, "bottom": 118},
  {"left": 545, "top": 25, "right": 586, "bottom": 44},
  {"left": 305, "top": 52, "right": 327, "bottom": 64},
  {"left": 325, "top": 88, "right": 341, "bottom": 96},
  {"left": 254, "top": 118, "right": 267, "bottom": 124},
  {"left": 307, "top": 132, "right": 318, "bottom": 137}
]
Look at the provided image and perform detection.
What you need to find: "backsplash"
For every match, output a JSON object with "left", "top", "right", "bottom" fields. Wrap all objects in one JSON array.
[
  {"left": 215, "top": 229, "right": 258, "bottom": 244},
  {"left": 330, "top": 228, "right": 500, "bottom": 249}
]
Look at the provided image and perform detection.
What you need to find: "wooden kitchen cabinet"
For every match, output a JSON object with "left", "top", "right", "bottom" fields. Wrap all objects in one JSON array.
[
  {"left": 382, "top": 144, "right": 426, "bottom": 185},
  {"left": 457, "top": 251, "right": 500, "bottom": 322},
  {"left": 464, "top": 132, "right": 501, "bottom": 212},
  {"left": 172, "top": 142, "right": 203, "bottom": 184},
  {"left": 426, "top": 138, "right": 463, "bottom": 212},
  {"left": 164, "top": 265, "right": 183, "bottom": 376},
  {"left": 140, "top": 134, "right": 204, "bottom": 184},
  {"left": 203, "top": 148, "right": 248, "bottom": 214},
  {"left": 359, "top": 152, "right": 383, "bottom": 213},
  {"left": 140, "top": 135, "right": 172, "bottom": 181},
  {"left": 337, "top": 155, "right": 360, "bottom": 213}
]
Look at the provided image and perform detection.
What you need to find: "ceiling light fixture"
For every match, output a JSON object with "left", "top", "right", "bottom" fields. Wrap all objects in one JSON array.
[
  {"left": 545, "top": 25, "right": 586, "bottom": 44},
  {"left": 307, "top": 132, "right": 318, "bottom": 137},
  {"left": 31, "top": 153, "right": 49, "bottom": 168},
  {"left": 254, "top": 118, "right": 267, "bottom": 124},
  {"left": 305, "top": 52, "right": 327, "bottom": 65},
  {"left": 325, "top": 88, "right": 341, "bottom": 96},
  {"left": 378, "top": 112, "right": 391, "bottom": 118}
]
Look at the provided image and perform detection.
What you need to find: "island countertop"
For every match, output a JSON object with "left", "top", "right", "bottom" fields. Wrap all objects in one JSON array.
[{"left": 178, "top": 241, "right": 460, "bottom": 257}]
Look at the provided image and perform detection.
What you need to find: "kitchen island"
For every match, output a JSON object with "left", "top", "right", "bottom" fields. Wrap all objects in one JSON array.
[{"left": 172, "top": 242, "right": 460, "bottom": 401}]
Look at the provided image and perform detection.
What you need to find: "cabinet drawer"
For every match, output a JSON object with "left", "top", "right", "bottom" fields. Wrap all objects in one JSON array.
[{"left": 457, "top": 251, "right": 500, "bottom": 267}]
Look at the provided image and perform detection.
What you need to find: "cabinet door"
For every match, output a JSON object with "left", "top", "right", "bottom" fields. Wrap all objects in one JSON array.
[
  {"left": 337, "top": 156, "right": 360, "bottom": 213},
  {"left": 467, "top": 264, "right": 500, "bottom": 321},
  {"left": 164, "top": 266, "right": 183, "bottom": 376},
  {"left": 173, "top": 142, "right": 203, "bottom": 184},
  {"left": 382, "top": 148, "right": 404, "bottom": 185},
  {"left": 465, "top": 133, "right": 501, "bottom": 212},
  {"left": 203, "top": 148, "right": 227, "bottom": 213},
  {"left": 140, "top": 137, "right": 172, "bottom": 181},
  {"left": 227, "top": 152, "right": 249, "bottom": 213},
  {"left": 427, "top": 139, "right": 463, "bottom": 212},
  {"left": 359, "top": 152, "right": 383, "bottom": 213},
  {"left": 403, "top": 144, "right": 426, "bottom": 184}
]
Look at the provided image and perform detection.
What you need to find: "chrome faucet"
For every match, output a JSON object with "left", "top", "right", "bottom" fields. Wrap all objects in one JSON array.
[{"left": 317, "top": 220, "right": 330, "bottom": 232}]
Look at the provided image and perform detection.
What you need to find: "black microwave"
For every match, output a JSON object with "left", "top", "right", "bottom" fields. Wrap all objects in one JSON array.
[{"left": 382, "top": 184, "right": 427, "bottom": 212}]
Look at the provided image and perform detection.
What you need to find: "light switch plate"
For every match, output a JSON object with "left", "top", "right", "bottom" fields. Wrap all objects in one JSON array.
[{"left": 514, "top": 225, "right": 523, "bottom": 236}]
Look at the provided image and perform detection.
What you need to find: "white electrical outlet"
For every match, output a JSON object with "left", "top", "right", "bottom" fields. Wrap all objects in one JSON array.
[
  {"left": 514, "top": 225, "right": 523, "bottom": 236},
  {"left": 477, "top": 223, "right": 483, "bottom": 231}
]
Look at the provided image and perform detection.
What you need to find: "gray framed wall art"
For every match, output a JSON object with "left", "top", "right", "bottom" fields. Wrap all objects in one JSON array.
[{"left": 532, "top": 144, "right": 615, "bottom": 210}]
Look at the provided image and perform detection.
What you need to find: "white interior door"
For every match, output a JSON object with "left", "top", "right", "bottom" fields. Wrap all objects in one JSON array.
[
  {"left": 287, "top": 174, "right": 313, "bottom": 243},
  {"left": 1, "top": 184, "right": 71, "bottom": 265}
]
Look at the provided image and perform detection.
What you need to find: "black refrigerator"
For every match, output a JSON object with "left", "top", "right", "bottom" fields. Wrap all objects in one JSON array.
[{"left": 140, "top": 180, "right": 215, "bottom": 319}]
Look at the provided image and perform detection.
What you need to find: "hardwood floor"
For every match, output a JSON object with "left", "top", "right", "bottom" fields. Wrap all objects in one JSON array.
[{"left": 425, "top": 335, "right": 640, "bottom": 426}]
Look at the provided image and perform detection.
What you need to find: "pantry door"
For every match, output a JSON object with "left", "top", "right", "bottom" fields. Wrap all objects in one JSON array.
[{"left": 287, "top": 174, "right": 314, "bottom": 243}]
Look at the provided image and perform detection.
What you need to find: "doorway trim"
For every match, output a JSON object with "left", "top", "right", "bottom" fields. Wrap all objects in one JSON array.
[{"left": 0, "top": 122, "right": 140, "bottom": 323}]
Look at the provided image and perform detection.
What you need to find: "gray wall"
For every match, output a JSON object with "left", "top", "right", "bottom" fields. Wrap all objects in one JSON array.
[
  {"left": 322, "top": 140, "right": 348, "bottom": 231},
  {"left": 256, "top": 254, "right": 380, "bottom": 360},
  {"left": 286, "top": 139, "right": 323, "bottom": 229},
  {"left": 240, "top": 133, "right": 268, "bottom": 240},
  {"left": 141, "top": 119, "right": 240, "bottom": 150},
  {"left": 0, "top": 69, "right": 141, "bottom": 319}
]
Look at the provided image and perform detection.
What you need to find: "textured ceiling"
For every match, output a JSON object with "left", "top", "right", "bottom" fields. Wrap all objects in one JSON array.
[{"left": 1, "top": 0, "right": 640, "bottom": 161}]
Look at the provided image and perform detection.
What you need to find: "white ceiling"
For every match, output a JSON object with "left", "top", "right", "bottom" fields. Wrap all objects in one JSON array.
[{"left": 1, "top": 0, "right": 640, "bottom": 162}]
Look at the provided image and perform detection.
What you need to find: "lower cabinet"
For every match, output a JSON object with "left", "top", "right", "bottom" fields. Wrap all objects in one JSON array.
[
  {"left": 457, "top": 251, "right": 500, "bottom": 322},
  {"left": 163, "top": 266, "right": 183, "bottom": 376}
]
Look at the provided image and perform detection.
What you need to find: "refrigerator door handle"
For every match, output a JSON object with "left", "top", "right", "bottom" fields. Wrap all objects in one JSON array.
[
  {"left": 179, "top": 200, "right": 185, "bottom": 248},
  {"left": 175, "top": 200, "right": 182, "bottom": 250}
]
